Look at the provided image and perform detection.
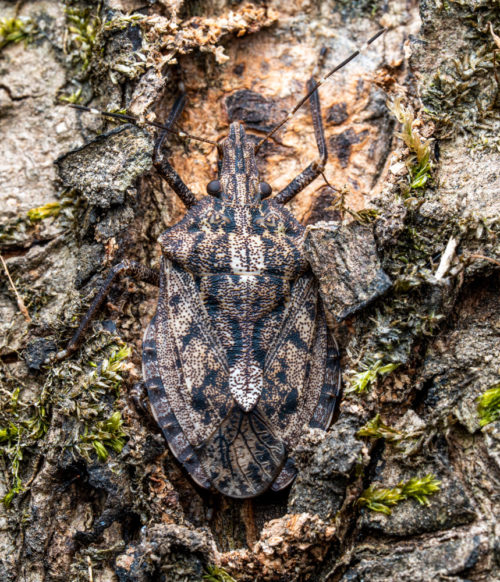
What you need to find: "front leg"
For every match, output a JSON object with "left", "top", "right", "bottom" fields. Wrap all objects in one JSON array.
[
  {"left": 275, "top": 78, "right": 328, "bottom": 205},
  {"left": 56, "top": 260, "right": 159, "bottom": 360},
  {"left": 154, "top": 151, "right": 197, "bottom": 209},
  {"left": 154, "top": 92, "right": 198, "bottom": 209}
]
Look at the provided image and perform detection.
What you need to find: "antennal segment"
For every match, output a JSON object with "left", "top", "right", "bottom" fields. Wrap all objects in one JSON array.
[
  {"left": 255, "top": 27, "right": 386, "bottom": 153},
  {"left": 69, "top": 104, "right": 218, "bottom": 147}
]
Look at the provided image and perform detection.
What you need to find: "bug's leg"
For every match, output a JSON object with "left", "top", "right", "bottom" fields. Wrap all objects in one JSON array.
[
  {"left": 153, "top": 92, "right": 197, "bottom": 208},
  {"left": 274, "top": 78, "right": 327, "bottom": 205},
  {"left": 130, "top": 381, "right": 158, "bottom": 429},
  {"left": 130, "top": 381, "right": 149, "bottom": 415},
  {"left": 56, "top": 260, "right": 159, "bottom": 361}
]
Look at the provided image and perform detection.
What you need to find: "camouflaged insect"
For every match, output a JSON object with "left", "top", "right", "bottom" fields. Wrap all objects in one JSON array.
[
  {"left": 141, "top": 122, "right": 341, "bottom": 498},
  {"left": 60, "top": 29, "right": 387, "bottom": 498}
]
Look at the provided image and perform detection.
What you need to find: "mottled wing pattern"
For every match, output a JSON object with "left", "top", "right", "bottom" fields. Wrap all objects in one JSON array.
[
  {"left": 261, "top": 273, "right": 328, "bottom": 441},
  {"left": 154, "top": 257, "right": 288, "bottom": 498},
  {"left": 271, "top": 303, "right": 341, "bottom": 491},
  {"left": 198, "top": 406, "right": 286, "bottom": 498},
  {"left": 155, "top": 259, "right": 232, "bottom": 447},
  {"left": 309, "top": 315, "right": 341, "bottom": 429},
  {"left": 142, "top": 314, "right": 210, "bottom": 488}
]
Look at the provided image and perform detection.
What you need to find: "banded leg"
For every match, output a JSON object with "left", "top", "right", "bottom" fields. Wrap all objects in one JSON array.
[
  {"left": 154, "top": 92, "right": 197, "bottom": 208},
  {"left": 275, "top": 78, "right": 328, "bottom": 205},
  {"left": 56, "top": 260, "right": 159, "bottom": 360}
]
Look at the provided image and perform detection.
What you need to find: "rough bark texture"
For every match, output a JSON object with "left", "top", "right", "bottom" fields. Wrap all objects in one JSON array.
[{"left": 0, "top": 1, "right": 498, "bottom": 581}]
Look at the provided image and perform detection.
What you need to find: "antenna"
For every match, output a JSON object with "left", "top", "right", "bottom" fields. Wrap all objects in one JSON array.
[
  {"left": 69, "top": 104, "right": 218, "bottom": 147},
  {"left": 255, "top": 28, "right": 387, "bottom": 152}
]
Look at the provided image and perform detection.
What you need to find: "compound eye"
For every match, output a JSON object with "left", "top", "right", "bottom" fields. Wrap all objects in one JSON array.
[
  {"left": 260, "top": 182, "right": 272, "bottom": 198},
  {"left": 207, "top": 180, "right": 222, "bottom": 196}
]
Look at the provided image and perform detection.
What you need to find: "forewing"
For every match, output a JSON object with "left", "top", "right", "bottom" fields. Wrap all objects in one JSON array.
[
  {"left": 270, "top": 308, "right": 340, "bottom": 491},
  {"left": 142, "top": 315, "right": 210, "bottom": 489},
  {"left": 155, "top": 259, "right": 231, "bottom": 447},
  {"left": 261, "top": 273, "right": 326, "bottom": 440}
]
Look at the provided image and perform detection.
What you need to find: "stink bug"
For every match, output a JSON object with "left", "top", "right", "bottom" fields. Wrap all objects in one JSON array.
[{"left": 57, "top": 29, "right": 386, "bottom": 498}]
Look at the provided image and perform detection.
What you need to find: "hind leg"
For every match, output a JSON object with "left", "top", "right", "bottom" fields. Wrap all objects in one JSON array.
[
  {"left": 56, "top": 261, "right": 159, "bottom": 361},
  {"left": 130, "top": 381, "right": 161, "bottom": 432}
]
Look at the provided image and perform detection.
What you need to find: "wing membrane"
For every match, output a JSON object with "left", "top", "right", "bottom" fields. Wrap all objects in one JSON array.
[{"left": 198, "top": 406, "right": 285, "bottom": 498}]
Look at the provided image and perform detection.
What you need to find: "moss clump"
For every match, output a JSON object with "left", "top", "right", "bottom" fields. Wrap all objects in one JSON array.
[
  {"left": 86, "top": 344, "right": 132, "bottom": 393},
  {"left": 74, "top": 344, "right": 131, "bottom": 461},
  {"left": 58, "top": 86, "right": 83, "bottom": 104},
  {"left": 27, "top": 202, "right": 61, "bottom": 222},
  {"left": 357, "top": 414, "right": 425, "bottom": 456},
  {"left": 65, "top": 6, "right": 101, "bottom": 73},
  {"left": 388, "top": 97, "right": 432, "bottom": 195},
  {"left": 357, "top": 414, "right": 403, "bottom": 441},
  {"left": 420, "top": 4, "right": 500, "bottom": 148},
  {"left": 345, "top": 301, "right": 447, "bottom": 395},
  {"left": 358, "top": 474, "right": 441, "bottom": 515},
  {"left": 0, "top": 385, "right": 49, "bottom": 506},
  {"left": 79, "top": 411, "right": 127, "bottom": 462},
  {"left": 0, "top": 336, "right": 131, "bottom": 507},
  {"left": 347, "top": 360, "right": 400, "bottom": 394},
  {"left": 0, "top": 16, "right": 37, "bottom": 51},
  {"left": 478, "top": 383, "right": 500, "bottom": 427}
]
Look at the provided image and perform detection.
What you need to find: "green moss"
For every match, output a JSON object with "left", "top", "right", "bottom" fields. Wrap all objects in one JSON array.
[
  {"left": 0, "top": 415, "right": 48, "bottom": 506},
  {"left": 0, "top": 16, "right": 37, "bottom": 51},
  {"left": 0, "top": 375, "right": 50, "bottom": 506},
  {"left": 335, "top": 0, "right": 382, "bottom": 18},
  {"left": 79, "top": 411, "right": 127, "bottom": 462},
  {"left": 0, "top": 335, "right": 131, "bottom": 507},
  {"left": 58, "top": 86, "right": 83, "bottom": 104},
  {"left": 2, "top": 453, "right": 23, "bottom": 507},
  {"left": 420, "top": 6, "right": 499, "bottom": 148},
  {"left": 73, "top": 344, "right": 132, "bottom": 461},
  {"left": 203, "top": 566, "right": 237, "bottom": 582},
  {"left": 478, "top": 383, "right": 500, "bottom": 427},
  {"left": 87, "top": 344, "right": 132, "bottom": 394},
  {"left": 345, "top": 293, "right": 449, "bottom": 395},
  {"left": 358, "top": 474, "right": 441, "bottom": 515},
  {"left": 103, "top": 14, "right": 145, "bottom": 31},
  {"left": 65, "top": 6, "right": 101, "bottom": 72},
  {"left": 27, "top": 202, "right": 61, "bottom": 222},
  {"left": 347, "top": 360, "right": 400, "bottom": 393},
  {"left": 0, "top": 423, "right": 20, "bottom": 443},
  {"left": 357, "top": 414, "right": 403, "bottom": 441},
  {"left": 388, "top": 97, "right": 432, "bottom": 196},
  {"left": 357, "top": 415, "right": 425, "bottom": 455}
]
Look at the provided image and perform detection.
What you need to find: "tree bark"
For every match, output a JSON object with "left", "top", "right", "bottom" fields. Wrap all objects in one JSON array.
[{"left": 0, "top": 0, "right": 498, "bottom": 581}]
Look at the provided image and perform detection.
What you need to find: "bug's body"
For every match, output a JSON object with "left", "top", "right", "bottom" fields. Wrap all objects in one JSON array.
[
  {"left": 143, "top": 123, "right": 339, "bottom": 497},
  {"left": 61, "top": 29, "right": 386, "bottom": 497}
]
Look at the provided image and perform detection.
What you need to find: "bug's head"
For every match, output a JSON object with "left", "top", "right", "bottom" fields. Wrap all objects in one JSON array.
[{"left": 208, "top": 122, "right": 271, "bottom": 207}]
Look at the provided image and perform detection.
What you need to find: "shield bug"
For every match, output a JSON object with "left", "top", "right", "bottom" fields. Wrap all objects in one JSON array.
[{"left": 57, "top": 29, "right": 386, "bottom": 498}]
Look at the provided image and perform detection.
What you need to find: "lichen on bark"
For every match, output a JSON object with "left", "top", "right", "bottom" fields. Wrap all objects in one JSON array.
[{"left": 0, "top": 0, "right": 498, "bottom": 581}]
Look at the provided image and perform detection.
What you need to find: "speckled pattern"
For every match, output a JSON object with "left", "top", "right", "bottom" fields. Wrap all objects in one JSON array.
[{"left": 144, "top": 123, "right": 340, "bottom": 498}]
